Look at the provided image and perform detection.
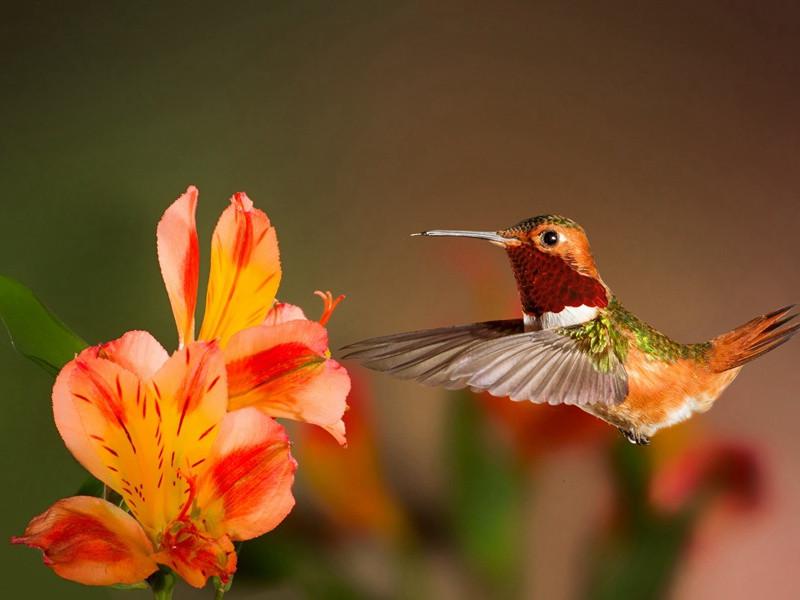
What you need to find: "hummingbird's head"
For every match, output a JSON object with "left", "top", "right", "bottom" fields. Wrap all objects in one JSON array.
[{"left": 416, "top": 215, "right": 609, "bottom": 317}]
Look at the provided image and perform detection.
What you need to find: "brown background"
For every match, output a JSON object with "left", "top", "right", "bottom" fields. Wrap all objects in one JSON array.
[{"left": 2, "top": 1, "right": 799, "bottom": 598}]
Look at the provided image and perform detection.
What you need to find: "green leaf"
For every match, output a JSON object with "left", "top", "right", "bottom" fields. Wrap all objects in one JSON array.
[
  {"left": 0, "top": 273, "right": 87, "bottom": 376},
  {"left": 447, "top": 392, "right": 527, "bottom": 596},
  {"left": 75, "top": 474, "right": 104, "bottom": 498}
]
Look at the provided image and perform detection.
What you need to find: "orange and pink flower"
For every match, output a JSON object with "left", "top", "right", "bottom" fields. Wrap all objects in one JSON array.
[
  {"left": 13, "top": 187, "right": 351, "bottom": 588},
  {"left": 14, "top": 332, "right": 296, "bottom": 587}
]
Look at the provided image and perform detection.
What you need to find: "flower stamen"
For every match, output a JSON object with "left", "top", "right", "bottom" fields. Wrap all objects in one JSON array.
[{"left": 315, "top": 291, "right": 345, "bottom": 326}]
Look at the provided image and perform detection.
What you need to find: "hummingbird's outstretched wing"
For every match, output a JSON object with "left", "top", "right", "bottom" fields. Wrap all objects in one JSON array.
[{"left": 342, "top": 320, "right": 628, "bottom": 406}]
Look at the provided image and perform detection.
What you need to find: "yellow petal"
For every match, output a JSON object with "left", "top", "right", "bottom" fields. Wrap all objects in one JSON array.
[{"left": 198, "top": 193, "right": 281, "bottom": 348}]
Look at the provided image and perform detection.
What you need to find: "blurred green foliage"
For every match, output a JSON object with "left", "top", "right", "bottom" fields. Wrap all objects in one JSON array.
[{"left": 447, "top": 393, "right": 527, "bottom": 597}]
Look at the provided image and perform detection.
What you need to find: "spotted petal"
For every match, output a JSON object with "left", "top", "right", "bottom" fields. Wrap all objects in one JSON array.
[
  {"left": 198, "top": 193, "right": 281, "bottom": 348},
  {"left": 53, "top": 336, "right": 228, "bottom": 534},
  {"left": 157, "top": 186, "right": 200, "bottom": 348},
  {"left": 225, "top": 320, "right": 350, "bottom": 444},
  {"left": 11, "top": 496, "right": 157, "bottom": 586},
  {"left": 197, "top": 408, "right": 297, "bottom": 541}
]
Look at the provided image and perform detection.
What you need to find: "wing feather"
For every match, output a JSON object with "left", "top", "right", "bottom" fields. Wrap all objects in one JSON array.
[{"left": 342, "top": 318, "right": 628, "bottom": 406}]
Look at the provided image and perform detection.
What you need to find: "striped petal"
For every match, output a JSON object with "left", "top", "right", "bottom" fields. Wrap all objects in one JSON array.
[
  {"left": 197, "top": 408, "right": 297, "bottom": 541},
  {"left": 53, "top": 337, "right": 228, "bottom": 534},
  {"left": 157, "top": 186, "right": 200, "bottom": 348},
  {"left": 198, "top": 193, "right": 281, "bottom": 348},
  {"left": 143, "top": 341, "right": 228, "bottom": 530},
  {"left": 225, "top": 320, "right": 351, "bottom": 444},
  {"left": 11, "top": 496, "right": 157, "bottom": 586},
  {"left": 52, "top": 346, "right": 146, "bottom": 494}
]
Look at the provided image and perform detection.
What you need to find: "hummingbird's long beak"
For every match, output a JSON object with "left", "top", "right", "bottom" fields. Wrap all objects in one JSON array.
[{"left": 412, "top": 229, "right": 511, "bottom": 246}]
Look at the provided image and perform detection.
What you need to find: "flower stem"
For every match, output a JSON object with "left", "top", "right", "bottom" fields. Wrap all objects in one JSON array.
[
  {"left": 212, "top": 575, "right": 233, "bottom": 600},
  {"left": 149, "top": 566, "right": 177, "bottom": 600}
]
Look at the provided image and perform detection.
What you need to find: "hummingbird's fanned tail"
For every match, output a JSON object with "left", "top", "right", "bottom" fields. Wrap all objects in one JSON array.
[
  {"left": 342, "top": 319, "right": 628, "bottom": 406},
  {"left": 709, "top": 304, "right": 799, "bottom": 371}
]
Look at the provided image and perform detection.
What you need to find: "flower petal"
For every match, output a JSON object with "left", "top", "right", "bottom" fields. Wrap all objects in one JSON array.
[
  {"left": 225, "top": 320, "right": 351, "bottom": 444},
  {"left": 140, "top": 341, "right": 229, "bottom": 530},
  {"left": 197, "top": 408, "right": 297, "bottom": 541},
  {"left": 198, "top": 193, "right": 281, "bottom": 348},
  {"left": 262, "top": 302, "right": 307, "bottom": 326},
  {"left": 53, "top": 347, "right": 144, "bottom": 492},
  {"left": 53, "top": 340, "right": 228, "bottom": 533},
  {"left": 97, "top": 330, "right": 170, "bottom": 382},
  {"left": 11, "top": 496, "right": 157, "bottom": 586},
  {"left": 157, "top": 186, "right": 200, "bottom": 348}
]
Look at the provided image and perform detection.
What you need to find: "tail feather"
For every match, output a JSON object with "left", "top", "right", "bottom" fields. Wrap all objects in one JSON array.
[{"left": 710, "top": 304, "right": 799, "bottom": 371}]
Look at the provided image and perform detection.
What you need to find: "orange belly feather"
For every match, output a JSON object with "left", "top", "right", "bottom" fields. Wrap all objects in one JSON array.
[{"left": 582, "top": 346, "right": 740, "bottom": 437}]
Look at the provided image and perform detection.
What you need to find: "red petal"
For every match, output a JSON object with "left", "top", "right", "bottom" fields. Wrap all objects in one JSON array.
[
  {"left": 197, "top": 409, "right": 297, "bottom": 540},
  {"left": 157, "top": 186, "right": 200, "bottom": 348},
  {"left": 12, "top": 496, "right": 157, "bottom": 586},
  {"left": 225, "top": 320, "right": 350, "bottom": 444}
]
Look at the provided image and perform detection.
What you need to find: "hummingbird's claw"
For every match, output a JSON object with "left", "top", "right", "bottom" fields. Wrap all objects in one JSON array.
[{"left": 619, "top": 427, "right": 650, "bottom": 446}]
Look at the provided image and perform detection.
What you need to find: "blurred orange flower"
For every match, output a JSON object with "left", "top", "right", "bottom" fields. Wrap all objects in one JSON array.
[
  {"left": 294, "top": 374, "right": 408, "bottom": 544},
  {"left": 480, "top": 393, "right": 612, "bottom": 466},
  {"left": 650, "top": 440, "right": 764, "bottom": 515}
]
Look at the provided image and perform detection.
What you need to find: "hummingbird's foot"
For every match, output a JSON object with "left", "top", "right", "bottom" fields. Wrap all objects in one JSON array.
[{"left": 618, "top": 427, "right": 650, "bottom": 446}]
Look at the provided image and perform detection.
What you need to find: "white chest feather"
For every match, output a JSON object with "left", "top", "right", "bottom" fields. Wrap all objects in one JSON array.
[
  {"left": 524, "top": 304, "right": 600, "bottom": 331},
  {"left": 652, "top": 394, "right": 715, "bottom": 433}
]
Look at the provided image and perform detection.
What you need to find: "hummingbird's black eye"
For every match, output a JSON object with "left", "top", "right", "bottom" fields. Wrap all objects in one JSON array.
[{"left": 541, "top": 230, "right": 559, "bottom": 247}]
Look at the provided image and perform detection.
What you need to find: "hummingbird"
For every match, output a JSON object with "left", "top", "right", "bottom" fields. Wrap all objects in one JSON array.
[{"left": 343, "top": 216, "right": 799, "bottom": 445}]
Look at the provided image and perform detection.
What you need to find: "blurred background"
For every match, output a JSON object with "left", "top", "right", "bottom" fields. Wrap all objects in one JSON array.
[{"left": 2, "top": 1, "right": 799, "bottom": 598}]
